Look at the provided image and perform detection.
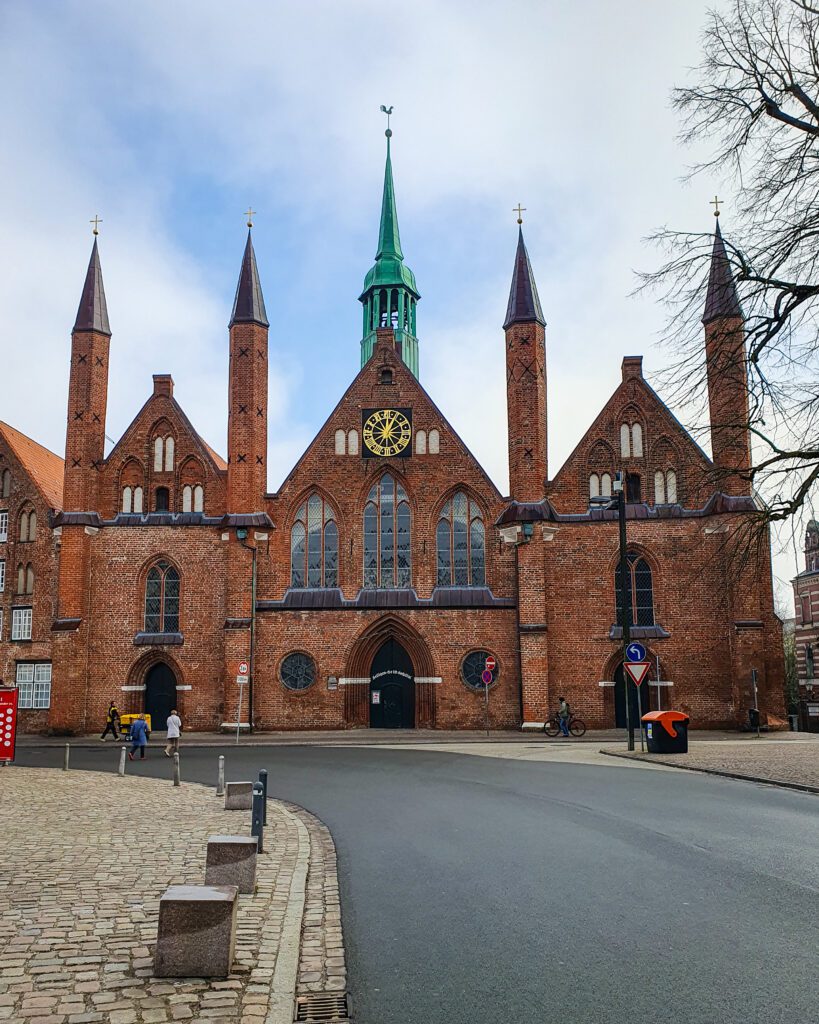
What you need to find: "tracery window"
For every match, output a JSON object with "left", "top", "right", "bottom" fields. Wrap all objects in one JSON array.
[
  {"left": 280, "top": 652, "right": 316, "bottom": 691},
  {"left": 290, "top": 494, "right": 338, "bottom": 588},
  {"left": 461, "top": 650, "right": 499, "bottom": 691},
  {"left": 144, "top": 560, "right": 180, "bottom": 633},
  {"left": 614, "top": 552, "right": 655, "bottom": 627},
  {"left": 363, "top": 474, "right": 411, "bottom": 588},
  {"left": 437, "top": 492, "right": 485, "bottom": 587}
]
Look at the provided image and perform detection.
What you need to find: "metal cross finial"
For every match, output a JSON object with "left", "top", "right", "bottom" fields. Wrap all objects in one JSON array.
[
  {"left": 245, "top": 207, "right": 255, "bottom": 228},
  {"left": 90, "top": 214, "right": 102, "bottom": 236},
  {"left": 380, "top": 104, "right": 394, "bottom": 137},
  {"left": 513, "top": 203, "right": 526, "bottom": 225},
  {"left": 711, "top": 194, "right": 722, "bottom": 218}
]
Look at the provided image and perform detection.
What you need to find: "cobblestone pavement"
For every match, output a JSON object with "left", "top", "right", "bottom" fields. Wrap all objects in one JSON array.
[
  {"left": 0, "top": 768, "right": 346, "bottom": 1024},
  {"left": 601, "top": 736, "right": 819, "bottom": 792}
]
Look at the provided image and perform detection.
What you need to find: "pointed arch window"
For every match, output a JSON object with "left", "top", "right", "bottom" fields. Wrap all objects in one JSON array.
[
  {"left": 654, "top": 469, "right": 677, "bottom": 505},
  {"left": 144, "top": 560, "right": 180, "bottom": 633},
  {"left": 437, "top": 492, "right": 485, "bottom": 587},
  {"left": 164, "top": 437, "right": 174, "bottom": 472},
  {"left": 363, "top": 475, "right": 411, "bottom": 588},
  {"left": 290, "top": 494, "right": 338, "bottom": 588},
  {"left": 1, "top": 470, "right": 9, "bottom": 498},
  {"left": 589, "top": 474, "right": 600, "bottom": 499},
  {"left": 154, "top": 437, "right": 164, "bottom": 472},
  {"left": 122, "top": 486, "right": 133, "bottom": 513},
  {"left": 615, "top": 552, "right": 655, "bottom": 627}
]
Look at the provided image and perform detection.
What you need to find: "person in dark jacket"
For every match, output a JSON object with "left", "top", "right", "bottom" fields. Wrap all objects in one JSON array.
[
  {"left": 100, "top": 702, "right": 121, "bottom": 741},
  {"left": 128, "top": 715, "right": 150, "bottom": 760},
  {"left": 558, "top": 697, "right": 571, "bottom": 737}
]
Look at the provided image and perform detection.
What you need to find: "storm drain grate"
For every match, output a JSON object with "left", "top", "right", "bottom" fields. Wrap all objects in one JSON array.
[{"left": 294, "top": 991, "right": 351, "bottom": 1022}]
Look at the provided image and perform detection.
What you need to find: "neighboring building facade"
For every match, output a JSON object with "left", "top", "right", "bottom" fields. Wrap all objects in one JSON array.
[
  {"left": 791, "top": 521, "right": 819, "bottom": 731},
  {"left": 1, "top": 133, "right": 785, "bottom": 733}
]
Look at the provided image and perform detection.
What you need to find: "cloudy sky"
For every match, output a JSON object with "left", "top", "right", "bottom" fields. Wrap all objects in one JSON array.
[{"left": 0, "top": 0, "right": 802, "bottom": 602}]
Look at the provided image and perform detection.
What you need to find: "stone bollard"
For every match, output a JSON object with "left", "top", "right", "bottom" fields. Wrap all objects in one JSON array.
[
  {"left": 258, "top": 768, "right": 268, "bottom": 825},
  {"left": 205, "top": 835, "right": 258, "bottom": 894},
  {"left": 63, "top": 744, "right": 70, "bottom": 771},
  {"left": 118, "top": 746, "right": 127, "bottom": 776},
  {"left": 216, "top": 755, "right": 225, "bottom": 797},
  {"left": 173, "top": 752, "right": 181, "bottom": 787},
  {"left": 251, "top": 782, "right": 264, "bottom": 853},
  {"left": 154, "top": 884, "right": 238, "bottom": 978},
  {"left": 224, "top": 781, "right": 253, "bottom": 810}
]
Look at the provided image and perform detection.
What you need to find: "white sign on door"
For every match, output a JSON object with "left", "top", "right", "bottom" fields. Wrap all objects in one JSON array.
[{"left": 372, "top": 691, "right": 381, "bottom": 704}]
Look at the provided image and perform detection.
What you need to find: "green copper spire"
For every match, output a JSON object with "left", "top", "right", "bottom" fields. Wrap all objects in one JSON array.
[{"left": 360, "top": 109, "right": 421, "bottom": 378}]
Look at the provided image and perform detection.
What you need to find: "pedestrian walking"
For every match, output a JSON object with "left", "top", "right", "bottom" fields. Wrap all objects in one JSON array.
[
  {"left": 128, "top": 714, "right": 150, "bottom": 760},
  {"left": 558, "top": 696, "right": 571, "bottom": 738},
  {"left": 100, "top": 701, "right": 121, "bottom": 741},
  {"left": 165, "top": 708, "right": 182, "bottom": 757}
]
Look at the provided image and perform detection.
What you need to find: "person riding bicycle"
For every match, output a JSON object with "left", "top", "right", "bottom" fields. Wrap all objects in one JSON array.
[{"left": 558, "top": 696, "right": 571, "bottom": 737}]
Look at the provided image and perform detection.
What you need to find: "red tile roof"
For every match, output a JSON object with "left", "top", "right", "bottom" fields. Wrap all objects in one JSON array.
[{"left": 0, "top": 421, "right": 64, "bottom": 509}]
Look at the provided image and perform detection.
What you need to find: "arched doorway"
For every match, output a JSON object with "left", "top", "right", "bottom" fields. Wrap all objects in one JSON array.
[
  {"left": 370, "top": 639, "right": 415, "bottom": 729},
  {"left": 613, "top": 662, "right": 652, "bottom": 729},
  {"left": 145, "top": 662, "right": 177, "bottom": 731}
]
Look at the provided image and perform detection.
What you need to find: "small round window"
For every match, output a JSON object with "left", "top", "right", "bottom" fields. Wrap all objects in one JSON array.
[
  {"left": 461, "top": 650, "right": 499, "bottom": 691},
  {"left": 280, "top": 652, "right": 316, "bottom": 692}
]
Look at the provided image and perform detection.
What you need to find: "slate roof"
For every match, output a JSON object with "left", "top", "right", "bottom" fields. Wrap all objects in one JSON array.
[
  {"left": 503, "top": 226, "right": 545, "bottom": 330},
  {"left": 73, "top": 238, "right": 111, "bottom": 335},
  {"left": 230, "top": 230, "right": 268, "bottom": 328},
  {"left": 703, "top": 220, "right": 743, "bottom": 324},
  {"left": 0, "top": 421, "right": 64, "bottom": 509}
]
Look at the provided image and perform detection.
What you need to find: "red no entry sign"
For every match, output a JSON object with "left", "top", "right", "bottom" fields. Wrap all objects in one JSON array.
[
  {"left": 0, "top": 688, "right": 19, "bottom": 763},
  {"left": 624, "top": 661, "right": 651, "bottom": 687},
  {"left": 485, "top": 656, "right": 496, "bottom": 673}
]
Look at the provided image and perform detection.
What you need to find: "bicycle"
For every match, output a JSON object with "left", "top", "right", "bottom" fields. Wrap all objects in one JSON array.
[{"left": 543, "top": 714, "right": 587, "bottom": 738}]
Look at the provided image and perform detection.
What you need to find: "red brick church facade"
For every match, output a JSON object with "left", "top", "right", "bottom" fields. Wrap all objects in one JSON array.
[{"left": 0, "top": 140, "right": 784, "bottom": 733}]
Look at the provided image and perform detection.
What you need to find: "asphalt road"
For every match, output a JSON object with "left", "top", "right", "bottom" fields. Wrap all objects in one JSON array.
[{"left": 13, "top": 743, "right": 819, "bottom": 1024}]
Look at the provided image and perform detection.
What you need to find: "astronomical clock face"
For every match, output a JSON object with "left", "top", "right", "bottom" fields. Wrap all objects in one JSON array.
[{"left": 361, "top": 407, "right": 413, "bottom": 458}]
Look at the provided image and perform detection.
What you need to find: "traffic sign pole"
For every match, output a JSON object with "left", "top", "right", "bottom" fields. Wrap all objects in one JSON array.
[{"left": 482, "top": 665, "right": 494, "bottom": 737}]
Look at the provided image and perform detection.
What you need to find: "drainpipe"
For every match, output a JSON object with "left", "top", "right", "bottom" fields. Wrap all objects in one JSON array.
[
  {"left": 513, "top": 541, "right": 525, "bottom": 726},
  {"left": 237, "top": 530, "right": 257, "bottom": 735}
]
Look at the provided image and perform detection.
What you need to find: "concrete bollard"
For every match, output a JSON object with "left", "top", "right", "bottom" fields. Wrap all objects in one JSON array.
[
  {"left": 251, "top": 782, "right": 264, "bottom": 853},
  {"left": 118, "top": 746, "right": 127, "bottom": 776},
  {"left": 173, "top": 752, "right": 181, "bottom": 787},
  {"left": 258, "top": 768, "right": 268, "bottom": 825},
  {"left": 63, "top": 744, "right": 70, "bottom": 771},
  {"left": 216, "top": 755, "right": 225, "bottom": 797}
]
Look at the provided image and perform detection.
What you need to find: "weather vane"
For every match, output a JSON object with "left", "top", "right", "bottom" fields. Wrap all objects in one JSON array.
[
  {"left": 513, "top": 203, "right": 526, "bottom": 225},
  {"left": 710, "top": 194, "right": 721, "bottom": 218},
  {"left": 245, "top": 207, "right": 255, "bottom": 228},
  {"left": 380, "top": 104, "right": 394, "bottom": 137},
  {"left": 90, "top": 214, "right": 102, "bottom": 236}
]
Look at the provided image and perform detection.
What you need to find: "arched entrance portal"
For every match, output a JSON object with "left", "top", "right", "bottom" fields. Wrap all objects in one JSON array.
[
  {"left": 370, "top": 639, "right": 415, "bottom": 729},
  {"left": 145, "top": 662, "right": 177, "bottom": 732},
  {"left": 613, "top": 662, "right": 652, "bottom": 729}
]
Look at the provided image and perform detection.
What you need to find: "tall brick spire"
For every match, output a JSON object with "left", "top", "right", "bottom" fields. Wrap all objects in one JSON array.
[
  {"left": 73, "top": 238, "right": 111, "bottom": 336},
  {"left": 230, "top": 230, "right": 268, "bottom": 328},
  {"left": 503, "top": 226, "right": 547, "bottom": 500},
  {"left": 702, "top": 217, "right": 751, "bottom": 495},
  {"left": 227, "top": 227, "right": 268, "bottom": 512}
]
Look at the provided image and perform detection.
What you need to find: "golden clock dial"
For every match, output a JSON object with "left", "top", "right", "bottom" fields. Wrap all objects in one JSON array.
[{"left": 362, "top": 409, "right": 412, "bottom": 457}]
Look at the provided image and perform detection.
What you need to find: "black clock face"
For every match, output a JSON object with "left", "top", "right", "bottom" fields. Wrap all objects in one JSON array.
[{"left": 361, "top": 407, "right": 413, "bottom": 458}]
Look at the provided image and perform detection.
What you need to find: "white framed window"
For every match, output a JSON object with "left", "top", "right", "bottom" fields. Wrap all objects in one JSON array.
[
  {"left": 0, "top": 559, "right": 4, "bottom": 592},
  {"left": 122, "top": 486, "right": 133, "bottom": 513},
  {"left": 429, "top": 429, "right": 440, "bottom": 454},
  {"left": 416, "top": 430, "right": 427, "bottom": 455},
  {"left": 153, "top": 437, "right": 164, "bottom": 472},
  {"left": 589, "top": 473, "right": 600, "bottom": 499},
  {"left": 631, "top": 423, "right": 643, "bottom": 458},
  {"left": 347, "top": 429, "right": 359, "bottom": 456},
  {"left": 620, "top": 424, "right": 631, "bottom": 458},
  {"left": 12, "top": 607, "right": 32, "bottom": 641},
  {"left": 193, "top": 485, "right": 204, "bottom": 512},
  {"left": 164, "top": 437, "right": 175, "bottom": 472},
  {"left": 182, "top": 485, "right": 192, "bottom": 513},
  {"left": 334, "top": 429, "right": 345, "bottom": 455},
  {"left": 0, "top": 510, "right": 8, "bottom": 543},
  {"left": 134, "top": 486, "right": 144, "bottom": 514},
  {"left": 16, "top": 662, "right": 51, "bottom": 709}
]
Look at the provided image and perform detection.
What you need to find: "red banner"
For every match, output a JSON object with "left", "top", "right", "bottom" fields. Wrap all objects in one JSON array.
[{"left": 0, "top": 687, "right": 19, "bottom": 763}]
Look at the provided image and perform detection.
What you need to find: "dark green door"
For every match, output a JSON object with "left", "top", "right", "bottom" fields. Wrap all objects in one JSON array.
[
  {"left": 370, "top": 639, "right": 414, "bottom": 729},
  {"left": 614, "top": 662, "right": 651, "bottom": 729},
  {"left": 144, "top": 663, "right": 176, "bottom": 732}
]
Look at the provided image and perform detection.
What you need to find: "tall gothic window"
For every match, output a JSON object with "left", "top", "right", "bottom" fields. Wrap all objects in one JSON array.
[
  {"left": 614, "top": 552, "right": 655, "bottom": 627},
  {"left": 437, "top": 492, "right": 485, "bottom": 587},
  {"left": 363, "top": 475, "right": 411, "bottom": 588},
  {"left": 291, "top": 494, "right": 338, "bottom": 588},
  {"left": 144, "top": 560, "right": 180, "bottom": 633}
]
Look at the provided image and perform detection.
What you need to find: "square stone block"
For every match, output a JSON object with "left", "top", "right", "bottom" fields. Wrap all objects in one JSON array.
[
  {"left": 205, "top": 835, "right": 258, "bottom": 894},
  {"left": 154, "top": 885, "right": 238, "bottom": 978},
  {"left": 224, "top": 781, "right": 253, "bottom": 810}
]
